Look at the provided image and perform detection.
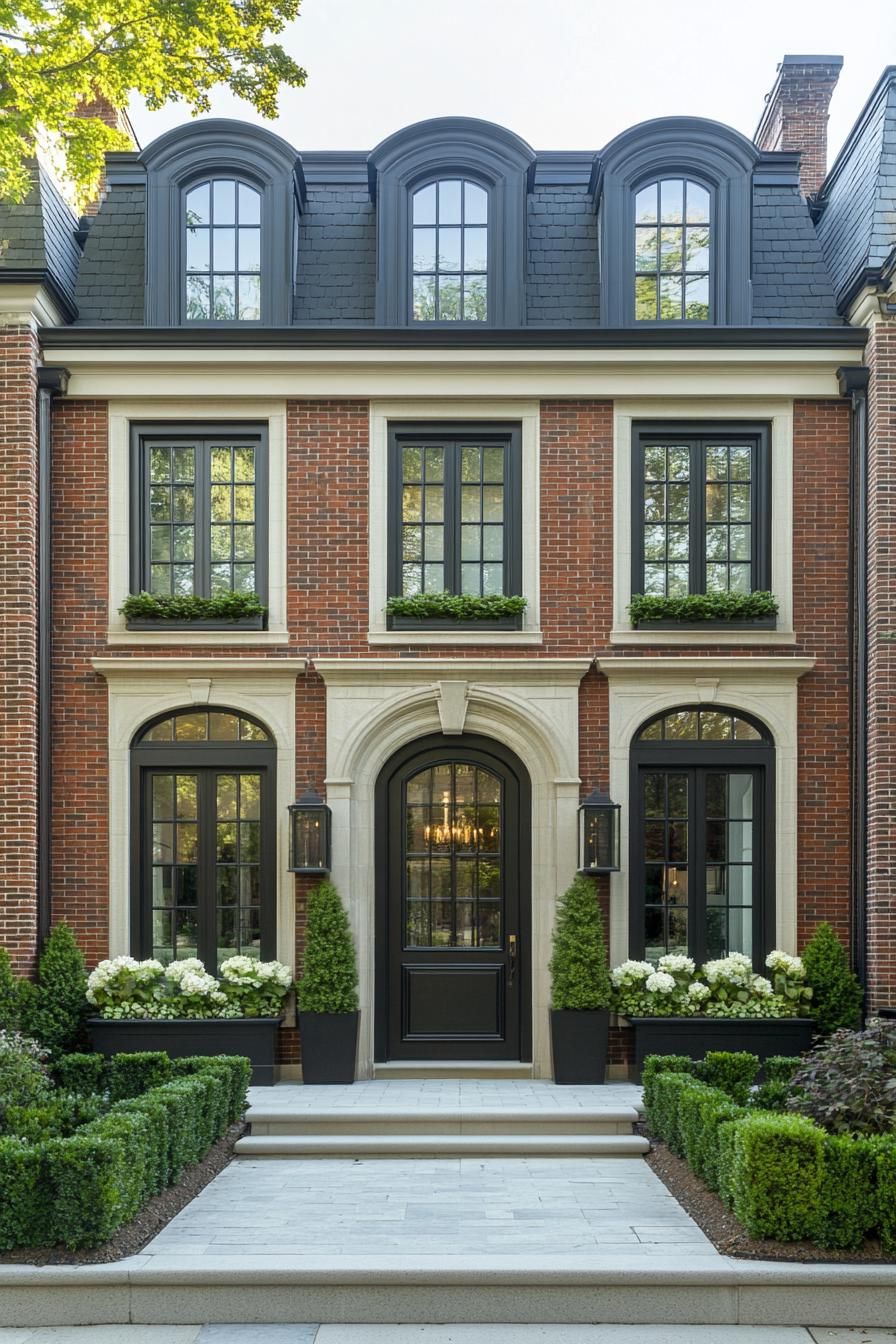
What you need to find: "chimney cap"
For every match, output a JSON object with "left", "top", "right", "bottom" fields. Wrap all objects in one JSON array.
[{"left": 779, "top": 55, "right": 844, "bottom": 69}]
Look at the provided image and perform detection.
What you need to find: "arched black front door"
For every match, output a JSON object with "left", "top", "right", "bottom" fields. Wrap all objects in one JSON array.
[{"left": 375, "top": 734, "right": 531, "bottom": 1062}]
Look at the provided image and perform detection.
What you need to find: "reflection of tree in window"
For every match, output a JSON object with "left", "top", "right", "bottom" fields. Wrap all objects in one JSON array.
[
  {"left": 185, "top": 179, "right": 261, "bottom": 322},
  {"left": 412, "top": 180, "right": 488, "bottom": 322},
  {"left": 634, "top": 179, "right": 710, "bottom": 321}
]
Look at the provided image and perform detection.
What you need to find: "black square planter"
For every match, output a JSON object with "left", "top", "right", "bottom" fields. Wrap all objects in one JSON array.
[
  {"left": 550, "top": 1008, "right": 609, "bottom": 1085},
  {"left": 298, "top": 1011, "right": 359, "bottom": 1084},
  {"left": 87, "top": 1016, "right": 282, "bottom": 1085}
]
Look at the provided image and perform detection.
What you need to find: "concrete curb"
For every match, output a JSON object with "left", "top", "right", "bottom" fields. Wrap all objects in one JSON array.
[{"left": 1, "top": 1256, "right": 895, "bottom": 1327}]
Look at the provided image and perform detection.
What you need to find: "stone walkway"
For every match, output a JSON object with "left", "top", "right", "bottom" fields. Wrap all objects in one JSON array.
[
  {"left": 137, "top": 1155, "right": 713, "bottom": 1261},
  {"left": 244, "top": 1081, "right": 646, "bottom": 1114},
  {"left": 0, "top": 1324, "right": 894, "bottom": 1341}
]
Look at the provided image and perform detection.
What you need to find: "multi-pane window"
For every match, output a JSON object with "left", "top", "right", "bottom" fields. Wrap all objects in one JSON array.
[
  {"left": 634, "top": 178, "right": 711, "bottom": 321},
  {"left": 389, "top": 426, "right": 521, "bottom": 610},
  {"left": 185, "top": 179, "right": 262, "bottom": 322},
  {"left": 631, "top": 707, "right": 772, "bottom": 969},
  {"left": 404, "top": 763, "right": 502, "bottom": 949},
  {"left": 634, "top": 425, "right": 768, "bottom": 600},
  {"left": 134, "top": 426, "right": 267, "bottom": 606},
  {"left": 412, "top": 179, "right": 488, "bottom": 322},
  {"left": 134, "top": 709, "right": 275, "bottom": 971}
]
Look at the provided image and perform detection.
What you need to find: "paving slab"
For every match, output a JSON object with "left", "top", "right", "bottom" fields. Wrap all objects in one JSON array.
[
  {"left": 245, "top": 1082, "right": 644, "bottom": 1116},
  {"left": 0, "top": 1332, "right": 201, "bottom": 1342},
  {"left": 314, "top": 1330, "right": 814, "bottom": 1343},
  {"left": 808, "top": 1333, "right": 896, "bottom": 1343}
]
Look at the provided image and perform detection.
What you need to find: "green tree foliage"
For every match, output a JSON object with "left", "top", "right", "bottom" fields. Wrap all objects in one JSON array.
[
  {"left": 27, "top": 923, "right": 88, "bottom": 1056},
  {"left": 801, "top": 922, "right": 864, "bottom": 1035},
  {"left": 0, "top": 0, "right": 308, "bottom": 208},
  {"left": 296, "top": 882, "right": 359, "bottom": 1015},
  {"left": 549, "top": 875, "right": 612, "bottom": 1011}
]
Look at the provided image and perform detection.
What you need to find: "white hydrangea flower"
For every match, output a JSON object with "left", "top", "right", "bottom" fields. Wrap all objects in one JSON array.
[
  {"left": 765, "top": 949, "right": 804, "bottom": 978},
  {"left": 751, "top": 975, "right": 774, "bottom": 997},
  {"left": 610, "top": 959, "right": 654, "bottom": 987},
  {"left": 687, "top": 981, "right": 710, "bottom": 1000},
  {"left": 657, "top": 954, "right": 696, "bottom": 977},
  {"left": 165, "top": 957, "right": 207, "bottom": 983},
  {"left": 645, "top": 971, "right": 676, "bottom": 995}
]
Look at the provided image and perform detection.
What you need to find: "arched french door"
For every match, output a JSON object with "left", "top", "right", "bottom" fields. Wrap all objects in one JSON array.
[
  {"left": 375, "top": 734, "right": 531, "bottom": 1062},
  {"left": 629, "top": 705, "right": 775, "bottom": 970}
]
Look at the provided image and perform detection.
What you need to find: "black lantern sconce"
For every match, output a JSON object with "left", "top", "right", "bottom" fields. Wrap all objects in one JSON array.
[
  {"left": 288, "top": 786, "right": 331, "bottom": 874},
  {"left": 578, "top": 789, "right": 621, "bottom": 874}
]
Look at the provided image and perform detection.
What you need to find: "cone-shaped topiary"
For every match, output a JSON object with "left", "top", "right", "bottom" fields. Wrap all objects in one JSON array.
[
  {"left": 549, "top": 875, "right": 612, "bottom": 1011},
  {"left": 802, "top": 922, "right": 863, "bottom": 1035},
  {"left": 296, "top": 882, "right": 359, "bottom": 1014},
  {"left": 27, "top": 923, "right": 88, "bottom": 1055}
]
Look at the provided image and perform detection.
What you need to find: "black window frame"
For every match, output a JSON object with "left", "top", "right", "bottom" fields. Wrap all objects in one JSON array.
[
  {"left": 408, "top": 173, "right": 491, "bottom": 326},
  {"left": 387, "top": 422, "right": 523, "bottom": 630},
  {"left": 629, "top": 706, "right": 775, "bottom": 972},
  {"left": 631, "top": 421, "right": 772, "bottom": 619},
  {"left": 182, "top": 172, "right": 264, "bottom": 327},
  {"left": 129, "top": 421, "right": 269, "bottom": 627},
  {"left": 631, "top": 174, "right": 714, "bottom": 325},
  {"left": 130, "top": 707, "right": 278, "bottom": 971}
]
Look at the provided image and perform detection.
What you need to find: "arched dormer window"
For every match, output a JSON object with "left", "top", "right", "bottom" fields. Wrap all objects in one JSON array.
[
  {"left": 369, "top": 117, "right": 535, "bottom": 327},
  {"left": 634, "top": 177, "right": 711, "bottom": 322},
  {"left": 594, "top": 117, "right": 757, "bottom": 327},
  {"left": 184, "top": 177, "right": 262, "bottom": 323},
  {"left": 411, "top": 178, "right": 488, "bottom": 322},
  {"left": 142, "top": 120, "right": 305, "bottom": 327}
]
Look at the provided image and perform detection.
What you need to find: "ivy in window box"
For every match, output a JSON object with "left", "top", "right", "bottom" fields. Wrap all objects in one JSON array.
[
  {"left": 386, "top": 592, "right": 527, "bottom": 630},
  {"left": 628, "top": 591, "right": 778, "bottom": 629},
  {"left": 121, "top": 591, "right": 267, "bottom": 630}
]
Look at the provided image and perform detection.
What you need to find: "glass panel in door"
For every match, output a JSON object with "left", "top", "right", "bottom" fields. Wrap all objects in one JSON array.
[
  {"left": 150, "top": 772, "right": 199, "bottom": 963},
  {"left": 641, "top": 770, "right": 689, "bottom": 961},
  {"left": 404, "top": 763, "right": 502, "bottom": 949},
  {"left": 704, "top": 771, "right": 754, "bottom": 959},
  {"left": 215, "top": 771, "right": 263, "bottom": 965}
]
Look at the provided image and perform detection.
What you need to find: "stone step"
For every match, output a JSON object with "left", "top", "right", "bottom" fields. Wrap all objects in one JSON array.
[
  {"left": 245, "top": 1106, "right": 640, "bottom": 1137},
  {"left": 234, "top": 1132, "right": 651, "bottom": 1158},
  {"left": 372, "top": 1060, "right": 534, "bottom": 1079}
]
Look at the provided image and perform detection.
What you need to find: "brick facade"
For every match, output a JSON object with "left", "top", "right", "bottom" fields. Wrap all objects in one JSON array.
[
  {"left": 865, "top": 320, "right": 896, "bottom": 1009},
  {"left": 0, "top": 325, "right": 40, "bottom": 974}
]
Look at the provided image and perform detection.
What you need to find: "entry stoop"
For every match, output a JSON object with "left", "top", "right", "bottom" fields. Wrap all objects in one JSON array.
[{"left": 235, "top": 1084, "right": 648, "bottom": 1157}]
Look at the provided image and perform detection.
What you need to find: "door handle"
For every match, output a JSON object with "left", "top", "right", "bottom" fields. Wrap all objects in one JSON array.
[{"left": 508, "top": 933, "right": 518, "bottom": 986}]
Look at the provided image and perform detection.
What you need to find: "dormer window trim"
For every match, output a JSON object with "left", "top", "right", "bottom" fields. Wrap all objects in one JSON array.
[
  {"left": 368, "top": 117, "right": 535, "bottom": 328},
  {"left": 594, "top": 117, "right": 757, "bottom": 328},
  {"left": 142, "top": 120, "right": 304, "bottom": 328}
]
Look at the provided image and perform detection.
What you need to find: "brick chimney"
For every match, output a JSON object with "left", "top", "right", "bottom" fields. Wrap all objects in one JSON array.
[
  {"left": 754, "top": 55, "right": 843, "bottom": 196},
  {"left": 73, "top": 94, "right": 139, "bottom": 215}
]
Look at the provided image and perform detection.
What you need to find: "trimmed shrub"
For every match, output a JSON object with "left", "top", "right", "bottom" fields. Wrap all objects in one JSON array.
[
  {"left": 108, "top": 1051, "right": 172, "bottom": 1102},
  {"left": 54, "top": 1052, "right": 107, "bottom": 1096},
  {"left": 816, "top": 1134, "right": 880, "bottom": 1251},
  {"left": 679, "top": 1086, "right": 747, "bottom": 1189},
  {"left": 296, "top": 881, "right": 359, "bottom": 1013},
  {"left": 5, "top": 1093, "right": 105, "bottom": 1142},
  {"left": 154, "top": 1076, "right": 208, "bottom": 1165},
  {"left": 698, "top": 1050, "right": 759, "bottom": 1105},
  {"left": 148, "top": 1081, "right": 196, "bottom": 1182},
  {"left": 0, "top": 949, "right": 18, "bottom": 1031},
  {"left": 80, "top": 1111, "right": 152, "bottom": 1211},
  {"left": 641, "top": 1053, "right": 696, "bottom": 1116},
  {"left": 764, "top": 1055, "right": 804, "bottom": 1084},
  {"left": 731, "top": 1112, "right": 825, "bottom": 1241},
  {"left": 112, "top": 1092, "right": 170, "bottom": 1193},
  {"left": 26, "top": 923, "right": 89, "bottom": 1056},
  {"left": 789, "top": 1019, "right": 896, "bottom": 1135},
  {"left": 0, "top": 1138, "right": 50, "bottom": 1249},
  {"left": 649, "top": 1072, "right": 708, "bottom": 1155},
  {"left": 801, "top": 922, "right": 863, "bottom": 1035},
  {"left": 45, "top": 1128, "right": 135, "bottom": 1249},
  {"left": 172, "top": 1054, "right": 250, "bottom": 1125},
  {"left": 716, "top": 1117, "right": 742, "bottom": 1209},
  {"left": 549, "top": 875, "right": 612, "bottom": 1011},
  {"left": 877, "top": 1138, "right": 896, "bottom": 1254},
  {"left": 748, "top": 1080, "right": 791, "bottom": 1112}
]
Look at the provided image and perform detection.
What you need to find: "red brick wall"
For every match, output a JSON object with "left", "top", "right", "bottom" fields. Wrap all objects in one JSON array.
[
  {"left": 866, "top": 323, "right": 896, "bottom": 1009},
  {"left": 754, "top": 59, "right": 842, "bottom": 196},
  {"left": 792, "top": 399, "right": 852, "bottom": 950},
  {"left": 0, "top": 327, "right": 39, "bottom": 973},
  {"left": 50, "top": 400, "right": 110, "bottom": 966}
]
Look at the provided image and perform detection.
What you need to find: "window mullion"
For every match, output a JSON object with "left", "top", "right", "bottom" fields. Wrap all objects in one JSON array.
[
  {"left": 196, "top": 439, "right": 211, "bottom": 599},
  {"left": 198, "top": 768, "right": 217, "bottom": 969},
  {"left": 691, "top": 440, "right": 705, "bottom": 595},
  {"left": 446, "top": 441, "right": 460, "bottom": 594}
]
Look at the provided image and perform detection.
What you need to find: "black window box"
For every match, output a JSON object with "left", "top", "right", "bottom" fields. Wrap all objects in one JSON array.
[
  {"left": 387, "top": 614, "right": 523, "bottom": 633},
  {"left": 88, "top": 1015, "right": 283, "bottom": 1085},
  {"left": 125, "top": 614, "right": 267, "bottom": 632},
  {"left": 634, "top": 616, "right": 777, "bottom": 631}
]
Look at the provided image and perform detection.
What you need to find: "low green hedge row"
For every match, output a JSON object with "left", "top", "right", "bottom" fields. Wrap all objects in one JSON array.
[
  {"left": 645, "top": 1058, "right": 896, "bottom": 1249},
  {"left": 0, "top": 1053, "right": 250, "bottom": 1250}
]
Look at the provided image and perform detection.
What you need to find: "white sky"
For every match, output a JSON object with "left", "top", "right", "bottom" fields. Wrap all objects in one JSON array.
[{"left": 128, "top": 0, "right": 896, "bottom": 169}]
